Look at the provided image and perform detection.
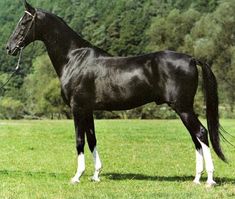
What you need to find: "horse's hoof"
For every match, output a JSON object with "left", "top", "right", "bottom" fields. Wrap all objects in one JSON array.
[
  {"left": 91, "top": 176, "right": 100, "bottom": 182},
  {"left": 70, "top": 178, "right": 80, "bottom": 185},
  {"left": 206, "top": 180, "right": 217, "bottom": 188}
]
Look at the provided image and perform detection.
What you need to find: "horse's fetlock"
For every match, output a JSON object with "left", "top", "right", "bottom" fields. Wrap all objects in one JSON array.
[
  {"left": 196, "top": 126, "right": 208, "bottom": 142},
  {"left": 76, "top": 143, "right": 85, "bottom": 154}
]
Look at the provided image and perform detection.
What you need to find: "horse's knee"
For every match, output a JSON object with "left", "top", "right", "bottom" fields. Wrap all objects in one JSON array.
[{"left": 196, "top": 126, "right": 209, "bottom": 146}]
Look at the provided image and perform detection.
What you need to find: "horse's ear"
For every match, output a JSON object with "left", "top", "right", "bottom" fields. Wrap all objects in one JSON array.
[{"left": 24, "top": 0, "right": 35, "bottom": 14}]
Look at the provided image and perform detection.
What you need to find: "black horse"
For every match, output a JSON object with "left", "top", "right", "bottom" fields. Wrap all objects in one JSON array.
[{"left": 6, "top": 1, "right": 226, "bottom": 186}]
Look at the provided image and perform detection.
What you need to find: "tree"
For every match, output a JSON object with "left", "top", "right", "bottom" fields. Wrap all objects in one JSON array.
[
  {"left": 22, "top": 54, "right": 70, "bottom": 118},
  {"left": 0, "top": 97, "right": 24, "bottom": 119},
  {"left": 146, "top": 9, "right": 200, "bottom": 51},
  {"left": 0, "top": 0, "right": 234, "bottom": 119},
  {"left": 183, "top": 1, "right": 235, "bottom": 114}
]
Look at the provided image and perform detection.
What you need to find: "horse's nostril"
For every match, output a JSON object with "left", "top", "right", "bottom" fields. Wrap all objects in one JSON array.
[{"left": 6, "top": 46, "right": 11, "bottom": 54}]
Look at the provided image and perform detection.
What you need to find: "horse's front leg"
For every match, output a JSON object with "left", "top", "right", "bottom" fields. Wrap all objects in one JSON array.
[
  {"left": 71, "top": 109, "right": 87, "bottom": 184},
  {"left": 85, "top": 113, "right": 102, "bottom": 182}
]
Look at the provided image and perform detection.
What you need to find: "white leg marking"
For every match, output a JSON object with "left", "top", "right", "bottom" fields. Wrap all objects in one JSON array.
[
  {"left": 71, "top": 153, "right": 85, "bottom": 184},
  {"left": 193, "top": 148, "right": 204, "bottom": 184},
  {"left": 197, "top": 139, "right": 216, "bottom": 186},
  {"left": 91, "top": 147, "right": 102, "bottom": 182}
]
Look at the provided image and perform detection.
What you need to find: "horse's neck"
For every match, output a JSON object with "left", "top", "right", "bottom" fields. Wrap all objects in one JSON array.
[{"left": 39, "top": 17, "right": 109, "bottom": 77}]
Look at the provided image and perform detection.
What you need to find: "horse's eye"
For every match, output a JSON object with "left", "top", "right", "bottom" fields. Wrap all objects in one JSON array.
[{"left": 21, "top": 21, "right": 27, "bottom": 26}]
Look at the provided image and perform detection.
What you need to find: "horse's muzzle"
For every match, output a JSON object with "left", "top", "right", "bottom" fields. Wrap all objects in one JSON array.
[{"left": 6, "top": 45, "right": 20, "bottom": 56}]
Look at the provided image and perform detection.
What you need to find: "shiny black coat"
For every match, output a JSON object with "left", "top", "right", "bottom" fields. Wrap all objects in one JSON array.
[{"left": 61, "top": 49, "right": 197, "bottom": 112}]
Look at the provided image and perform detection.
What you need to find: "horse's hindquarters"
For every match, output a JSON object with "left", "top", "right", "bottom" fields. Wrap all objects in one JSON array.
[{"left": 152, "top": 52, "right": 198, "bottom": 111}]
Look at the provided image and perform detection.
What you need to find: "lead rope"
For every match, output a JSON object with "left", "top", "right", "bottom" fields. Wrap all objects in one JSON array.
[{"left": 0, "top": 48, "right": 23, "bottom": 93}]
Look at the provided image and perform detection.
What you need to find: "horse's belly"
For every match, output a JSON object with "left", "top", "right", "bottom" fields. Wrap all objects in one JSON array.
[
  {"left": 94, "top": 85, "right": 155, "bottom": 111},
  {"left": 94, "top": 98, "right": 153, "bottom": 111}
]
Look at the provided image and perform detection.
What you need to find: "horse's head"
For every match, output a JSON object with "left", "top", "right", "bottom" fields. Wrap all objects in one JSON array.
[{"left": 6, "top": 1, "right": 37, "bottom": 56}]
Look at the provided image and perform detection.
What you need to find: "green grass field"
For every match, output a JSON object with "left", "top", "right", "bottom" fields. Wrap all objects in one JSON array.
[{"left": 0, "top": 119, "right": 234, "bottom": 199}]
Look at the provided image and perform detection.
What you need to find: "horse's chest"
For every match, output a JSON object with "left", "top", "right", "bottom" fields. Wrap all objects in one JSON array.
[{"left": 61, "top": 71, "right": 95, "bottom": 106}]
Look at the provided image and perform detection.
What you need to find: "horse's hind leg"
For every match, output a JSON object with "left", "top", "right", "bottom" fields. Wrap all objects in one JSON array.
[
  {"left": 85, "top": 113, "right": 102, "bottom": 182},
  {"left": 176, "top": 110, "right": 216, "bottom": 186}
]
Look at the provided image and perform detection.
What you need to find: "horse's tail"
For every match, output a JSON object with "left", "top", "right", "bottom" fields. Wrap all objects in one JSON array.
[{"left": 195, "top": 59, "right": 226, "bottom": 162}]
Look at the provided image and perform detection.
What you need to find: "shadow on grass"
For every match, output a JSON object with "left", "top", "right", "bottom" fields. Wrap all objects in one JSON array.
[
  {"left": 103, "top": 172, "right": 235, "bottom": 185},
  {"left": 0, "top": 170, "right": 234, "bottom": 185},
  {"left": 0, "top": 169, "right": 68, "bottom": 179}
]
